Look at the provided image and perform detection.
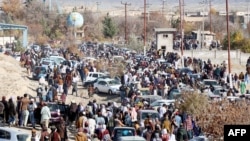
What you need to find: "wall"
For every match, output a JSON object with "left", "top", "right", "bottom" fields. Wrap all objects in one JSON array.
[{"left": 156, "top": 32, "right": 174, "bottom": 53}]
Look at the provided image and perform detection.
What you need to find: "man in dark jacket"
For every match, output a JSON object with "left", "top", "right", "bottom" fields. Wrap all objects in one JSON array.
[{"left": 176, "top": 123, "right": 188, "bottom": 141}]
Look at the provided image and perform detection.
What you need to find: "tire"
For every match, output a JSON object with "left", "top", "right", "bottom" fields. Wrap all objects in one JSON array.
[
  {"left": 108, "top": 90, "right": 113, "bottom": 95},
  {"left": 95, "top": 88, "right": 99, "bottom": 94}
]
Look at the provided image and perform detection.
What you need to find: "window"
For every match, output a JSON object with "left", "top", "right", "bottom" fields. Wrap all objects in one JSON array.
[
  {"left": 17, "top": 134, "right": 29, "bottom": 141},
  {"left": 163, "top": 34, "right": 168, "bottom": 38},
  {"left": 0, "top": 130, "right": 11, "bottom": 139},
  {"left": 92, "top": 74, "right": 98, "bottom": 78}
]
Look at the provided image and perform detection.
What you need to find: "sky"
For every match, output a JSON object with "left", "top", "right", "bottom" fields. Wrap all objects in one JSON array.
[
  {"left": 0, "top": 0, "right": 248, "bottom": 12},
  {"left": 54, "top": 0, "right": 249, "bottom": 12}
]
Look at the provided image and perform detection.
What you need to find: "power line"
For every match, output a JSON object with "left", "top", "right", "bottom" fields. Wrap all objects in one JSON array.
[{"left": 121, "top": 1, "right": 131, "bottom": 44}]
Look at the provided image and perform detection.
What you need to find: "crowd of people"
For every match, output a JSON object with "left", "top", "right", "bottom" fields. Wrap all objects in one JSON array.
[{"left": 0, "top": 42, "right": 249, "bottom": 141}]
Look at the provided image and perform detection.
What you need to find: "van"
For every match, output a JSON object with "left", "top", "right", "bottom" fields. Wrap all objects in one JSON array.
[
  {"left": 118, "top": 136, "right": 146, "bottom": 141},
  {"left": 85, "top": 72, "right": 107, "bottom": 82}
]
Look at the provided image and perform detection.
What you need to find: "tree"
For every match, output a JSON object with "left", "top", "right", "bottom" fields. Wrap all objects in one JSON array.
[
  {"left": 222, "top": 30, "right": 250, "bottom": 52},
  {"left": 102, "top": 13, "right": 117, "bottom": 39}
]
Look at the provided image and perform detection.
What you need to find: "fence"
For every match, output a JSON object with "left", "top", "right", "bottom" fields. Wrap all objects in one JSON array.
[{"left": 174, "top": 49, "right": 249, "bottom": 66}]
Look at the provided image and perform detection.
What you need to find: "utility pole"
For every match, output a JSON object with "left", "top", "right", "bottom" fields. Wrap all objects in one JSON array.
[
  {"left": 162, "top": 0, "right": 166, "bottom": 17},
  {"left": 209, "top": 0, "right": 212, "bottom": 33},
  {"left": 179, "top": 0, "right": 184, "bottom": 67},
  {"left": 179, "top": 0, "right": 183, "bottom": 56},
  {"left": 247, "top": 0, "right": 249, "bottom": 24},
  {"left": 144, "top": 0, "right": 147, "bottom": 56},
  {"left": 121, "top": 1, "right": 131, "bottom": 44},
  {"left": 96, "top": 1, "right": 100, "bottom": 12},
  {"left": 226, "top": 0, "right": 231, "bottom": 74}
]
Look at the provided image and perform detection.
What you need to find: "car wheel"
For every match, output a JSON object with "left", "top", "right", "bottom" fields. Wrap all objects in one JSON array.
[
  {"left": 108, "top": 90, "right": 113, "bottom": 95},
  {"left": 95, "top": 88, "right": 99, "bottom": 94}
]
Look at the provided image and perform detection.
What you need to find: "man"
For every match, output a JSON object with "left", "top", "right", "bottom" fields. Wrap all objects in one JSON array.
[
  {"left": 20, "top": 94, "right": 30, "bottom": 127},
  {"left": 184, "top": 115, "right": 193, "bottom": 140},
  {"left": 28, "top": 99, "right": 37, "bottom": 129},
  {"left": 176, "top": 123, "right": 188, "bottom": 141},
  {"left": 40, "top": 102, "right": 51, "bottom": 129}
]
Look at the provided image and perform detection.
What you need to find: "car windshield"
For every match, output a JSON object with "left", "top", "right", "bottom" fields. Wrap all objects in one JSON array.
[
  {"left": 141, "top": 112, "right": 159, "bottom": 120},
  {"left": 17, "top": 134, "right": 29, "bottom": 141},
  {"left": 108, "top": 80, "right": 120, "bottom": 85},
  {"left": 204, "top": 81, "right": 217, "bottom": 86},
  {"left": 42, "top": 61, "right": 51, "bottom": 65},
  {"left": 48, "top": 104, "right": 58, "bottom": 111},
  {"left": 115, "top": 129, "right": 135, "bottom": 138}
]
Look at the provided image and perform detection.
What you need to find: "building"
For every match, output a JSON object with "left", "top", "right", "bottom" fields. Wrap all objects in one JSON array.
[
  {"left": 191, "top": 30, "right": 216, "bottom": 47},
  {"left": 154, "top": 28, "right": 177, "bottom": 53}
]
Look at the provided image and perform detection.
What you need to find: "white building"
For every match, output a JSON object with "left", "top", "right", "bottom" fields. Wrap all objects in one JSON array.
[{"left": 154, "top": 28, "right": 177, "bottom": 53}]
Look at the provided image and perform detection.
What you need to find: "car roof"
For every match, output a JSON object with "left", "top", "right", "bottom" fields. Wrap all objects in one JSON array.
[
  {"left": 0, "top": 127, "right": 29, "bottom": 134},
  {"left": 119, "top": 136, "right": 146, "bottom": 141},
  {"left": 153, "top": 99, "right": 175, "bottom": 103},
  {"left": 203, "top": 79, "right": 217, "bottom": 81},
  {"left": 138, "top": 109, "right": 158, "bottom": 113},
  {"left": 114, "top": 127, "right": 135, "bottom": 130}
]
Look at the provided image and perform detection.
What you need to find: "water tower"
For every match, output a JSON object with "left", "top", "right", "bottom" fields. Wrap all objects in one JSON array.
[{"left": 67, "top": 12, "right": 84, "bottom": 40}]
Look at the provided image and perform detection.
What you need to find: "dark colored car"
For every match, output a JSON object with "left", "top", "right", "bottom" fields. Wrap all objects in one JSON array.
[
  {"left": 32, "top": 66, "right": 47, "bottom": 80},
  {"left": 34, "top": 102, "right": 69, "bottom": 125}
]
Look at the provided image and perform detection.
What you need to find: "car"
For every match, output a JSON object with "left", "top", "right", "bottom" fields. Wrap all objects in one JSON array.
[
  {"left": 112, "top": 127, "right": 136, "bottom": 141},
  {"left": 83, "top": 75, "right": 111, "bottom": 88},
  {"left": 94, "top": 78, "right": 121, "bottom": 95},
  {"left": 34, "top": 102, "right": 69, "bottom": 125},
  {"left": 85, "top": 72, "right": 107, "bottom": 82},
  {"left": 134, "top": 95, "right": 162, "bottom": 105},
  {"left": 177, "top": 67, "right": 193, "bottom": 76},
  {"left": 150, "top": 99, "right": 175, "bottom": 110},
  {"left": 168, "top": 88, "right": 181, "bottom": 100},
  {"left": 201, "top": 79, "right": 220, "bottom": 88},
  {"left": 138, "top": 109, "right": 159, "bottom": 128},
  {"left": 41, "top": 59, "right": 56, "bottom": 70},
  {"left": 32, "top": 66, "right": 47, "bottom": 80},
  {"left": 0, "top": 127, "right": 31, "bottom": 141},
  {"left": 118, "top": 136, "right": 146, "bottom": 141},
  {"left": 49, "top": 55, "right": 65, "bottom": 65}
]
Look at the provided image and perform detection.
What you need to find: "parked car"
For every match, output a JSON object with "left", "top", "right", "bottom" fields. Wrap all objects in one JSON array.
[
  {"left": 94, "top": 78, "right": 121, "bottom": 95},
  {"left": 49, "top": 55, "right": 65, "bottom": 65},
  {"left": 41, "top": 59, "right": 56, "bottom": 70},
  {"left": 112, "top": 127, "right": 136, "bottom": 141},
  {"left": 32, "top": 66, "right": 47, "bottom": 80},
  {"left": 150, "top": 99, "right": 175, "bottom": 110},
  {"left": 0, "top": 127, "right": 31, "bottom": 141},
  {"left": 83, "top": 75, "right": 111, "bottom": 88},
  {"left": 134, "top": 95, "right": 162, "bottom": 106},
  {"left": 85, "top": 72, "right": 107, "bottom": 82}
]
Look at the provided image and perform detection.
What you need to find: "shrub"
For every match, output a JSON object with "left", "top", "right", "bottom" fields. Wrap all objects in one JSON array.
[{"left": 176, "top": 91, "right": 250, "bottom": 140}]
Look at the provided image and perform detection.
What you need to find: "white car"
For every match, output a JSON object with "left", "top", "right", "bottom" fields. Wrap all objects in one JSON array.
[
  {"left": 41, "top": 59, "right": 56, "bottom": 70},
  {"left": 0, "top": 127, "right": 31, "bottom": 141},
  {"left": 85, "top": 72, "right": 107, "bottom": 82},
  {"left": 150, "top": 99, "right": 175, "bottom": 110},
  {"left": 94, "top": 78, "right": 121, "bottom": 95}
]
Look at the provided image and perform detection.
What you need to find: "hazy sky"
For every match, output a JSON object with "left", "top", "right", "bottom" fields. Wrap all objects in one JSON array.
[{"left": 54, "top": 0, "right": 249, "bottom": 12}]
